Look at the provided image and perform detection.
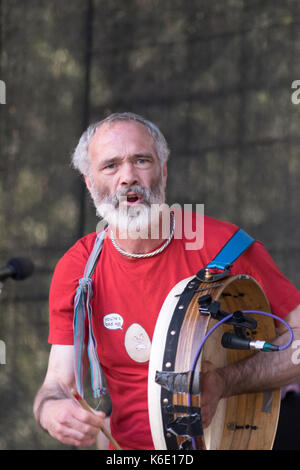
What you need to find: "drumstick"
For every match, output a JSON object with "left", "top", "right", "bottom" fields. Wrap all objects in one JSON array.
[{"left": 71, "top": 390, "right": 122, "bottom": 450}]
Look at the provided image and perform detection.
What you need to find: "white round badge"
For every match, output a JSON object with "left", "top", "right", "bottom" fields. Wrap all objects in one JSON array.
[{"left": 124, "top": 323, "right": 151, "bottom": 363}]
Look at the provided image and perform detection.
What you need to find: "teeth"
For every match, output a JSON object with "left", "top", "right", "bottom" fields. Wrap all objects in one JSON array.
[
  {"left": 126, "top": 193, "right": 139, "bottom": 201},
  {"left": 127, "top": 195, "right": 139, "bottom": 202}
]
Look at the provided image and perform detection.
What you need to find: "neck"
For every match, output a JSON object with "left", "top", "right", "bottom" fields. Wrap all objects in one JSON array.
[
  {"left": 110, "top": 210, "right": 174, "bottom": 255},
  {"left": 110, "top": 233, "right": 163, "bottom": 255}
]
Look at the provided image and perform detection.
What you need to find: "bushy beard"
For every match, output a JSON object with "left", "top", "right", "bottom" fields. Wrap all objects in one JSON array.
[{"left": 89, "top": 178, "right": 166, "bottom": 237}]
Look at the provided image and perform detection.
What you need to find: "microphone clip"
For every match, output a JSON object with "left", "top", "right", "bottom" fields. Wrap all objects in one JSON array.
[
  {"left": 198, "top": 295, "right": 281, "bottom": 353},
  {"left": 198, "top": 295, "right": 257, "bottom": 339},
  {"left": 230, "top": 310, "right": 257, "bottom": 339}
]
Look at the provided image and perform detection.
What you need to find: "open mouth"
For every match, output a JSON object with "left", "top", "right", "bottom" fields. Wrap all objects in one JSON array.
[
  {"left": 124, "top": 192, "right": 143, "bottom": 205},
  {"left": 127, "top": 195, "right": 139, "bottom": 203}
]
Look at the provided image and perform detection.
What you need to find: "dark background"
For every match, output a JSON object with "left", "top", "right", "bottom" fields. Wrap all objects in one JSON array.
[{"left": 1, "top": 0, "right": 300, "bottom": 450}]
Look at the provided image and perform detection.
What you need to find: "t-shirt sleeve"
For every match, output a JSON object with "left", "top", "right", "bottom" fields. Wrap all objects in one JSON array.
[
  {"left": 234, "top": 241, "right": 300, "bottom": 319},
  {"left": 48, "top": 236, "right": 94, "bottom": 345}
]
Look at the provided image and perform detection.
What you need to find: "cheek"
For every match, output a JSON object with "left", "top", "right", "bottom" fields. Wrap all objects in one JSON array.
[
  {"left": 89, "top": 174, "right": 111, "bottom": 200},
  {"left": 149, "top": 167, "right": 164, "bottom": 189}
]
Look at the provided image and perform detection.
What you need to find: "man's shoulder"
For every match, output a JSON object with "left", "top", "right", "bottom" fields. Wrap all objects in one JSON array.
[
  {"left": 181, "top": 210, "right": 239, "bottom": 233},
  {"left": 203, "top": 214, "right": 239, "bottom": 237},
  {"left": 54, "top": 232, "right": 99, "bottom": 274},
  {"left": 179, "top": 209, "right": 238, "bottom": 231},
  {"left": 176, "top": 210, "right": 242, "bottom": 254},
  {"left": 67, "top": 231, "right": 98, "bottom": 256}
]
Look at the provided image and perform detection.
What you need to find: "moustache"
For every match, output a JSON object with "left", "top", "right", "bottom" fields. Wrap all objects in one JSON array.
[{"left": 103, "top": 185, "right": 155, "bottom": 208}]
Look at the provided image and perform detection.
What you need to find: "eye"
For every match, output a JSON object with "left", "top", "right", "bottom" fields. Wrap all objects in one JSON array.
[
  {"left": 135, "top": 158, "right": 152, "bottom": 168},
  {"left": 102, "top": 162, "right": 118, "bottom": 174}
]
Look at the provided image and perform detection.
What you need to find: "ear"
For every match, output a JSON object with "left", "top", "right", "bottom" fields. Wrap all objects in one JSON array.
[
  {"left": 83, "top": 173, "right": 92, "bottom": 193},
  {"left": 162, "top": 162, "right": 168, "bottom": 189}
]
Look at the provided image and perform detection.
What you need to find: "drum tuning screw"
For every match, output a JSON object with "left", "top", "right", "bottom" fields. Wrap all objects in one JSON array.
[{"left": 204, "top": 268, "right": 212, "bottom": 281}]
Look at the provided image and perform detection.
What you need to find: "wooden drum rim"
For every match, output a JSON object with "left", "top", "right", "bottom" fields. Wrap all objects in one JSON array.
[{"left": 148, "top": 274, "right": 281, "bottom": 450}]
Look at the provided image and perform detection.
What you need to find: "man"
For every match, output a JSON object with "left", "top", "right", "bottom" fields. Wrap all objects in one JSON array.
[{"left": 33, "top": 112, "right": 300, "bottom": 450}]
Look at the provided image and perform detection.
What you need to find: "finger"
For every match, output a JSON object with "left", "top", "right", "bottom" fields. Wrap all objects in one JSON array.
[
  {"left": 72, "top": 404, "right": 106, "bottom": 430},
  {"left": 70, "top": 392, "right": 106, "bottom": 425},
  {"left": 68, "top": 407, "right": 105, "bottom": 437},
  {"left": 49, "top": 412, "right": 101, "bottom": 446},
  {"left": 200, "top": 407, "right": 212, "bottom": 429},
  {"left": 53, "top": 401, "right": 103, "bottom": 440},
  {"left": 49, "top": 423, "right": 97, "bottom": 447}
]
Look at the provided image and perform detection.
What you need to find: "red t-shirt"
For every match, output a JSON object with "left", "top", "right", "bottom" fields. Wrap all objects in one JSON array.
[{"left": 48, "top": 214, "right": 300, "bottom": 450}]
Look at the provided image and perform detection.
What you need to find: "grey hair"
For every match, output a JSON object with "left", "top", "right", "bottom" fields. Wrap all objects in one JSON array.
[{"left": 71, "top": 112, "right": 170, "bottom": 176}]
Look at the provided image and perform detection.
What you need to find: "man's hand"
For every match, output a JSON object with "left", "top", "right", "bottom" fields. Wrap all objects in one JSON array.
[
  {"left": 40, "top": 396, "right": 106, "bottom": 447},
  {"left": 33, "top": 346, "right": 109, "bottom": 447},
  {"left": 200, "top": 361, "right": 226, "bottom": 429}
]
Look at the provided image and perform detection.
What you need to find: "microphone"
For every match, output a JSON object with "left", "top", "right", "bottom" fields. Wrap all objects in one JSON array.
[
  {"left": 221, "top": 332, "right": 279, "bottom": 352},
  {"left": 0, "top": 257, "right": 35, "bottom": 282}
]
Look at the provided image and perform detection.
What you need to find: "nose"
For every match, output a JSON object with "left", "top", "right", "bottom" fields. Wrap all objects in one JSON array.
[{"left": 119, "top": 161, "right": 139, "bottom": 187}]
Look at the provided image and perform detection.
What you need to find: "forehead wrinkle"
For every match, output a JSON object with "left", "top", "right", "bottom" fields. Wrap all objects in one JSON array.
[{"left": 89, "top": 122, "right": 158, "bottom": 167}]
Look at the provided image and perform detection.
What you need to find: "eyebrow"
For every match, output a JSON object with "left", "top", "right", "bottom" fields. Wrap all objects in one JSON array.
[{"left": 99, "top": 153, "right": 155, "bottom": 168}]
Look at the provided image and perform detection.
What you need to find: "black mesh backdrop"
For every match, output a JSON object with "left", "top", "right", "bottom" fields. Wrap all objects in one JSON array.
[{"left": 1, "top": 0, "right": 300, "bottom": 450}]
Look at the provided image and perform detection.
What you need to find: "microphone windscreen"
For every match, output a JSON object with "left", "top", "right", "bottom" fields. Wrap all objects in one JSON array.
[
  {"left": 7, "top": 257, "right": 35, "bottom": 280},
  {"left": 221, "top": 332, "right": 250, "bottom": 350}
]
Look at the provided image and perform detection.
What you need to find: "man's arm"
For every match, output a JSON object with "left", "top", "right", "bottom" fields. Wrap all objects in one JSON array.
[
  {"left": 33, "top": 345, "right": 106, "bottom": 447},
  {"left": 201, "top": 304, "right": 300, "bottom": 428}
]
